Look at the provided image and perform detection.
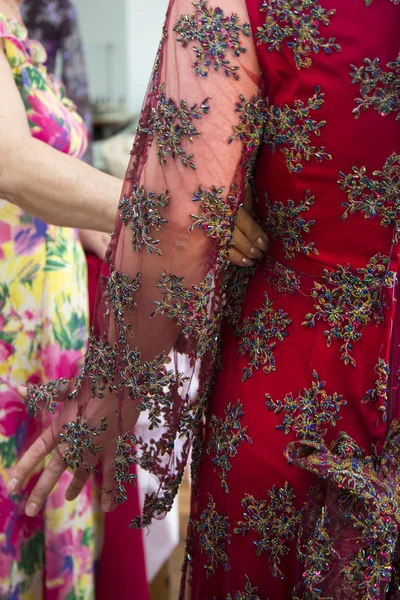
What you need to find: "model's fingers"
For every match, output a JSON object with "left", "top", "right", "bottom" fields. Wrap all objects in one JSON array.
[
  {"left": 228, "top": 246, "right": 254, "bottom": 267},
  {"left": 7, "top": 425, "right": 58, "bottom": 494},
  {"left": 24, "top": 451, "right": 67, "bottom": 517},
  {"left": 232, "top": 226, "right": 263, "bottom": 260},
  {"left": 235, "top": 207, "right": 268, "bottom": 252}
]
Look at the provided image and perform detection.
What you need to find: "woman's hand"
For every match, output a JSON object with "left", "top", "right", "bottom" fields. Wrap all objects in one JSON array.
[
  {"left": 229, "top": 188, "right": 268, "bottom": 267},
  {"left": 8, "top": 384, "right": 137, "bottom": 515},
  {"left": 79, "top": 229, "right": 111, "bottom": 260}
]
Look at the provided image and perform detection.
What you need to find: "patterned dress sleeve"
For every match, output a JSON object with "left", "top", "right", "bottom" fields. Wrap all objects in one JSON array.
[{"left": 28, "top": 0, "right": 263, "bottom": 526}]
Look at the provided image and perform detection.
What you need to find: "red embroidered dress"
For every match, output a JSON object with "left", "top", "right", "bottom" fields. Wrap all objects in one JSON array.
[{"left": 28, "top": 0, "right": 400, "bottom": 598}]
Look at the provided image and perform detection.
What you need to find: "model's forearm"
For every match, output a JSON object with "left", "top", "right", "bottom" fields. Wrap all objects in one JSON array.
[{"left": 0, "top": 136, "right": 122, "bottom": 233}]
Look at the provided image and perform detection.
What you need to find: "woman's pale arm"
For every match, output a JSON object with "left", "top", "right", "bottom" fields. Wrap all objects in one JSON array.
[{"left": 0, "top": 46, "right": 121, "bottom": 234}]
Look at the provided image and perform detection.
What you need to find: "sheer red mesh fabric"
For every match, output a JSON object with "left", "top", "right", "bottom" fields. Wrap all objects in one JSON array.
[{"left": 27, "top": 0, "right": 262, "bottom": 526}]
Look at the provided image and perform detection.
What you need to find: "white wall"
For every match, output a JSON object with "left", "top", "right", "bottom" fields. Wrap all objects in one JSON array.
[{"left": 75, "top": 0, "right": 169, "bottom": 115}]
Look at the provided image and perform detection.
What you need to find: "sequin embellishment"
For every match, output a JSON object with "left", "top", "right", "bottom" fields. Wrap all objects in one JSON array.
[
  {"left": 264, "top": 87, "right": 331, "bottom": 173},
  {"left": 229, "top": 94, "right": 267, "bottom": 183},
  {"left": 190, "top": 185, "right": 237, "bottom": 253},
  {"left": 237, "top": 292, "right": 291, "bottom": 381},
  {"left": 60, "top": 417, "right": 108, "bottom": 472},
  {"left": 303, "top": 254, "right": 395, "bottom": 366},
  {"left": 207, "top": 401, "right": 252, "bottom": 492},
  {"left": 192, "top": 494, "right": 231, "bottom": 576},
  {"left": 105, "top": 270, "right": 141, "bottom": 344},
  {"left": 152, "top": 272, "right": 217, "bottom": 357},
  {"left": 174, "top": 1, "right": 250, "bottom": 79},
  {"left": 265, "top": 371, "right": 346, "bottom": 441},
  {"left": 350, "top": 53, "right": 400, "bottom": 119},
  {"left": 265, "top": 190, "right": 318, "bottom": 260},
  {"left": 27, "top": 378, "right": 68, "bottom": 416},
  {"left": 235, "top": 483, "right": 301, "bottom": 578},
  {"left": 339, "top": 153, "right": 400, "bottom": 243},
  {"left": 139, "top": 88, "right": 210, "bottom": 169},
  {"left": 362, "top": 358, "right": 390, "bottom": 422},
  {"left": 256, "top": 0, "right": 341, "bottom": 69},
  {"left": 119, "top": 184, "right": 169, "bottom": 254},
  {"left": 223, "top": 577, "right": 261, "bottom": 600}
]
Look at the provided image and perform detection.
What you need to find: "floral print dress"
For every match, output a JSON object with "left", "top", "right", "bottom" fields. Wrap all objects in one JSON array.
[{"left": 0, "top": 14, "right": 98, "bottom": 600}]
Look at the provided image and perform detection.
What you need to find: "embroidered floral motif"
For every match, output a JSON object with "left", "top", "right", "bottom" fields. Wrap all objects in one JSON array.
[
  {"left": 286, "top": 421, "right": 400, "bottom": 599},
  {"left": 256, "top": 0, "right": 341, "bottom": 69},
  {"left": 27, "top": 378, "right": 68, "bottom": 416},
  {"left": 190, "top": 185, "right": 237, "bottom": 253},
  {"left": 235, "top": 483, "right": 301, "bottom": 578},
  {"left": 151, "top": 271, "right": 218, "bottom": 357},
  {"left": 293, "top": 506, "right": 337, "bottom": 599},
  {"left": 265, "top": 190, "right": 318, "bottom": 260},
  {"left": 223, "top": 577, "right": 261, "bottom": 600},
  {"left": 237, "top": 292, "right": 291, "bottom": 381},
  {"left": 174, "top": 1, "right": 250, "bottom": 79},
  {"left": 119, "top": 349, "right": 186, "bottom": 429},
  {"left": 229, "top": 94, "right": 267, "bottom": 183},
  {"left": 74, "top": 337, "right": 117, "bottom": 399},
  {"left": 350, "top": 53, "right": 400, "bottom": 119},
  {"left": 119, "top": 184, "right": 170, "bottom": 254},
  {"left": 105, "top": 270, "right": 141, "bottom": 343},
  {"left": 339, "top": 153, "right": 400, "bottom": 243},
  {"left": 192, "top": 494, "right": 231, "bottom": 576},
  {"left": 114, "top": 433, "right": 137, "bottom": 504},
  {"left": 263, "top": 257, "right": 301, "bottom": 295},
  {"left": 139, "top": 87, "right": 210, "bottom": 169},
  {"left": 264, "top": 87, "right": 331, "bottom": 173},
  {"left": 364, "top": 0, "right": 400, "bottom": 5},
  {"left": 303, "top": 254, "right": 395, "bottom": 367},
  {"left": 362, "top": 358, "right": 390, "bottom": 423},
  {"left": 265, "top": 371, "right": 346, "bottom": 442},
  {"left": 60, "top": 417, "right": 108, "bottom": 473},
  {"left": 207, "top": 401, "right": 252, "bottom": 493}
]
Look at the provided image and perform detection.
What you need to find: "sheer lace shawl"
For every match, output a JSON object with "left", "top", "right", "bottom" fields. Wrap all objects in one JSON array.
[{"left": 29, "top": 0, "right": 263, "bottom": 527}]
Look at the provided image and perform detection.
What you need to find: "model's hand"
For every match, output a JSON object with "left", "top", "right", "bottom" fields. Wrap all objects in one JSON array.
[
  {"left": 79, "top": 229, "right": 111, "bottom": 261},
  {"left": 229, "top": 188, "right": 268, "bottom": 267},
  {"left": 8, "top": 384, "right": 138, "bottom": 515}
]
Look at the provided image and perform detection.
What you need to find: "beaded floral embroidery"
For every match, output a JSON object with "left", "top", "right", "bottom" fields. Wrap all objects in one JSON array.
[
  {"left": 104, "top": 270, "right": 141, "bottom": 344},
  {"left": 223, "top": 577, "right": 261, "bottom": 600},
  {"left": 339, "top": 153, "right": 400, "bottom": 243},
  {"left": 286, "top": 421, "right": 400, "bottom": 598},
  {"left": 362, "top": 358, "right": 390, "bottom": 422},
  {"left": 207, "top": 401, "right": 252, "bottom": 492},
  {"left": 229, "top": 94, "right": 267, "bottom": 184},
  {"left": 27, "top": 378, "right": 68, "bottom": 416},
  {"left": 60, "top": 417, "right": 108, "bottom": 472},
  {"left": 263, "top": 258, "right": 301, "bottom": 296},
  {"left": 174, "top": 0, "right": 250, "bottom": 79},
  {"left": 152, "top": 272, "right": 219, "bottom": 358},
  {"left": 138, "top": 86, "right": 210, "bottom": 169},
  {"left": 235, "top": 483, "right": 301, "bottom": 578},
  {"left": 114, "top": 433, "right": 137, "bottom": 503},
  {"left": 265, "top": 190, "right": 318, "bottom": 260},
  {"left": 256, "top": 0, "right": 341, "bottom": 69},
  {"left": 265, "top": 371, "right": 347, "bottom": 441},
  {"left": 192, "top": 494, "right": 231, "bottom": 576},
  {"left": 350, "top": 53, "right": 400, "bottom": 119},
  {"left": 264, "top": 87, "right": 331, "bottom": 173},
  {"left": 237, "top": 292, "right": 292, "bottom": 381},
  {"left": 119, "top": 185, "right": 169, "bottom": 254},
  {"left": 303, "top": 254, "right": 395, "bottom": 366}
]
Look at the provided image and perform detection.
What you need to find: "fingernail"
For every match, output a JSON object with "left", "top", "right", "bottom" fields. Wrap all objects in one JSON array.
[
  {"left": 18, "top": 386, "right": 28, "bottom": 399},
  {"left": 249, "top": 247, "right": 263, "bottom": 259},
  {"left": 241, "top": 258, "right": 254, "bottom": 267},
  {"left": 26, "top": 503, "right": 39, "bottom": 517},
  {"left": 7, "top": 478, "right": 18, "bottom": 493},
  {"left": 256, "top": 236, "right": 268, "bottom": 251}
]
